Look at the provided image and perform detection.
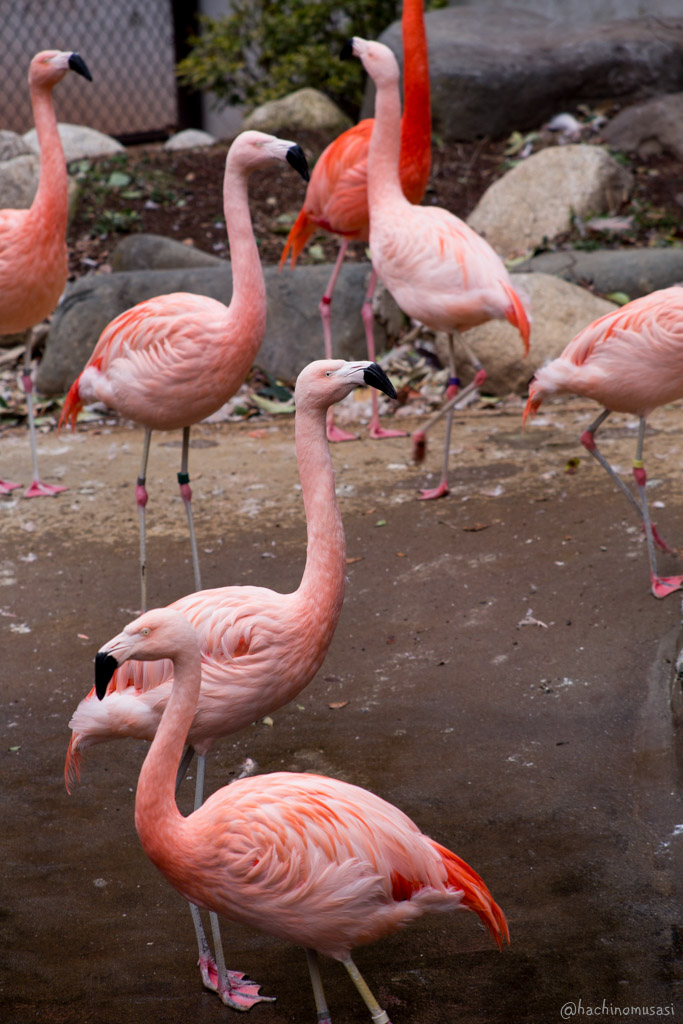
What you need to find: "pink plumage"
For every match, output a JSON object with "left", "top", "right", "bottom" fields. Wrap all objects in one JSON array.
[
  {"left": 93, "top": 607, "right": 509, "bottom": 1021},
  {"left": 524, "top": 286, "right": 683, "bottom": 598}
]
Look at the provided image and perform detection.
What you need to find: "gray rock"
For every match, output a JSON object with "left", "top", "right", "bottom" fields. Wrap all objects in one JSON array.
[
  {"left": 467, "top": 144, "right": 633, "bottom": 259},
  {"left": 0, "top": 154, "right": 40, "bottom": 209},
  {"left": 367, "top": 9, "right": 683, "bottom": 141},
  {"left": 163, "top": 129, "right": 217, "bottom": 151},
  {"left": 23, "top": 123, "right": 124, "bottom": 164},
  {"left": 37, "top": 262, "right": 391, "bottom": 395},
  {"left": 432, "top": 272, "right": 617, "bottom": 395},
  {"left": 243, "top": 88, "right": 352, "bottom": 137},
  {"left": 516, "top": 248, "right": 683, "bottom": 300},
  {"left": 0, "top": 131, "right": 33, "bottom": 162},
  {"left": 602, "top": 92, "right": 683, "bottom": 160},
  {"left": 111, "top": 234, "right": 223, "bottom": 273}
]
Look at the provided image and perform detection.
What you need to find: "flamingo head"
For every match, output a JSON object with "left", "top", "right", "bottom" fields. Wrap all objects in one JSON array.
[
  {"left": 294, "top": 359, "right": 397, "bottom": 413},
  {"left": 29, "top": 50, "right": 92, "bottom": 89},
  {"left": 228, "top": 130, "right": 309, "bottom": 181},
  {"left": 341, "top": 37, "right": 400, "bottom": 88},
  {"left": 95, "top": 609, "right": 198, "bottom": 699}
]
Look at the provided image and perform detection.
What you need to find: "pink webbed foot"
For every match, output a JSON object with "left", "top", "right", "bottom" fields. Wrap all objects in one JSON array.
[
  {"left": 650, "top": 575, "right": 683, "bottom": 600},
  {"left": 327, "top": 423, "right": 359, "bottom": 443},
  {"left": 0, "top": 479, "right": 22, "bottom": 494},
  {"left": 369, "top": 421, "right": 406, "bottom": 440},
  {"left": 199, "top": 954, "right": 275, "bottom": 1010},
  {"left": 23, "top": 479, "right": 67, "bottom": 498},
  {"left": 418, "top": 480, "right": 450, "bottom": 501}
]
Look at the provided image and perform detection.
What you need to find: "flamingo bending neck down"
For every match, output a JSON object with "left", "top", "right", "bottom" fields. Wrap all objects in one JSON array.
[
  {"left": 0, "top": 49, "right": 91, "bottom": 498},
  {"left": 524, "top": 286, "right": 683, "bottom": 599},
  {"left": 280, "top": 0, "right": 431, "bottom": 442},
  {"left": 94, "top": 606, "right": 510, "bottom": 1023},
  {"left": 342, "top": 37, "right": 530, "bottom": 499},
  {"left": 59, "top": 131, "right": 310, "bottom": 611},
  {"left": 66, "top": 358, "right": 397, "bottom": 1009}
]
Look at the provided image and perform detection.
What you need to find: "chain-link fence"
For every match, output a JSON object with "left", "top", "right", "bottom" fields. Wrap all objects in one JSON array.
[{"left": 0, "top": 0, "right": 200, "bottom": 142}]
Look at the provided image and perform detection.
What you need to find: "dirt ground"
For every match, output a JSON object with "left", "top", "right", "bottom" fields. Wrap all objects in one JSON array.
[{"left": 1, "top": 391, "right": 683, "bottom": 1023}]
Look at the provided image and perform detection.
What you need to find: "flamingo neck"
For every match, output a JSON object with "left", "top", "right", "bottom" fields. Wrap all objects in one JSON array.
[
  {"left": 367, "top": 63, "right": 406, "bottom": 214},
  {"left": 294, "top": 402, "right": 346, "bottom": 631},
  {"left": 399, "top": 0, "right": 431, "bottom": 198},
  {"left": 222, "top": 156, "right": 267, "bottom": 344},
  {"left": 29, "top": 82, "right": 68, "bottom": 232},
  {"left": 134, "top": 647, "right": 198, "bottom": 865}
]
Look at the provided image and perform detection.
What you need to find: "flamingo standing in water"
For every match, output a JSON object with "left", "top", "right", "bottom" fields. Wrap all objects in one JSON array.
[
  {"left": 60, "top": 131, "right": 309, "bottom": 610},
  {"left": 342, "top": 37, "right": 530, "bottom": 499},
  {"left": 93, "top": 605, "right": 509, "bottom": 1024},
  {"left": 66, "top": 358, "right": 397, "bottom": 1009},
  {"left": 524, "top": 286, "right": 683, "bottom": 599},
  {"left": 280, "top": 0, "right": 431, "bottom": 442},
  {"left": 0, "top": 49, "right": 91, "bottom": 498}
]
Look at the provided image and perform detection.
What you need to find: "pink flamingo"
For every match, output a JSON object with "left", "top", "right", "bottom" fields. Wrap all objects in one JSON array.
[
  {"left": 524, "top": 286, "right": 683, "bottom": 599},
  {"left": 94, "top": 605, "right": 510, "bottom": 1023},
  {"left": 60, "top": 130, "right": 309, "bottom": 610},
  {"left": 342, "top": 37, "right": 530, "bottom": 499},
  {"left": 66, "top": 358, "right": 397, "bottom": 1009},
  {"left": 280, "top": 0, "right": 431, "bottom": 442},
  {"left": 0, "top": 49, "right": 91, "bottom": 498}
]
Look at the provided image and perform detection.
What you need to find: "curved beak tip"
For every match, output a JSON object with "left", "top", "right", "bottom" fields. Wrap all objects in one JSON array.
[
  {"left": 68, "top": 53, "right": 92, "bottom": 81},
  {"left": 94, "top": 651, "right": 118, "bottom": 699},
  {"left": 363, "top": 362, "right": 397, "bottom": 400},
  {"left": 286, "top": 144, "right": 310, "bottom": 182},
  {"left": 340, "top": 39, "right": 355, "bottom": 61}
]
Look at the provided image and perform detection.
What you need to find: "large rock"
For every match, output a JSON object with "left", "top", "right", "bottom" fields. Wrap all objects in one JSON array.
[
  {"left": 243, "top": 88, "right": 352, "bottom": 137},
  {"left": 516, "top": 248, "right": 683, "bottom": 300},
  {"left": 23, "top": 123, "right": 124, "bottom": 164},
  {"left": 36, "top": 262, "right": 392, "bottom": 395},
  {"left": 111, "top": 233, "right": 224, "bottom": 273},
  {"left": 433, "top": 273, "right": 617, "bottom": 396},
  {"left": 0, "top": 130, "right": 33, "bottom": 162},
  {"left": 0, "top": 153, "right": 79, "bottom": 214},
  {"left": 163, "top": 128, "right": 217, "bottom": 151},
  {"left": 602, "top": 92, "right": 683, "bottom": 160},
  {"left": 368, "top": 9, "right": 683, "bottom": 141},
  {"left": 467, "top": 145, "right": 633, "bottom": 259}
]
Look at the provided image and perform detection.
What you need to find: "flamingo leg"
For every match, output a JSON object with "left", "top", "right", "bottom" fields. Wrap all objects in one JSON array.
[
  {"left": 306, "top": 949, "right": 332, "bottom": 1024},
  {"left": 362, "top": 270, "right": 404, "bottom": 440},
  {"left": 418, "top": 334, "right": 486, "bottom": 500},
  {"left": 179, "top": 426, "right": 202, "bottom": 592},
  {"left": 342, "top": 956, "right": 391, "bottom": 1024},
  {"left": 631, "top": 417, "right": 683, "bottom": 599},
  {"left": 22, "top": 343, "right": 66, "bottom": 498},
  {"left": 320, "top": 241, "right": 358, "bottom": 443},
  {"left": 137, "top": 429, "right": 151, "bottom": 612}
]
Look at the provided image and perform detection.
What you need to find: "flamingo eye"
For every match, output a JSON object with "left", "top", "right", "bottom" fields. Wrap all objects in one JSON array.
[
  {"left": 325, "top": 371, "right": 332, "bottom": 377},
  {"left": 141, "top": 627, "right": 151, "bottom": 636}
]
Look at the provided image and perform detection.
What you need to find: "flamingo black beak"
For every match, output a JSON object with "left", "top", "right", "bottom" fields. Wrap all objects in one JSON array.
[
  {"left": 340, "top": 39, "right": 355, "bottom": 61},
  {"left": 95, "top": 651, "right": 119, "bottom": 700},
  {"left": 364, "top": 362, "right": 397, "bottom": 400},
  {"left": 286, "top": 144, "right": 310, "bottom": 182},
  {"left": 68, "top": 53, "right": 92, "bottom": 82}
]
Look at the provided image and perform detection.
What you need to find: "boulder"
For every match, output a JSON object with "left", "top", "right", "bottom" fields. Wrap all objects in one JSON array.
[
  {"left": 111, "top": 233, "right": 224, "bottom": 273},
  {"left": 36, "top": 262, "right": 392, "bottom": 395},
  {"left": 23, "top": 123, "right": 124, "bottom": 164},
  {"left": 368, "top": 9, "right": 683, "bottom": 141},
  {"left": 516, "top": 248, "right": 683, "bottom": 300},
  {"left": 163, "top": 129, "right": 217, "bottom": 151},
  {"left": 243, "top": 88, "right": 352, "bottom": 137},
  {"left": 467, "top": 144, "right": 633, "bottom": 259},
  {"left": 602, "top": 92, "right": 683, "bottom": 160},
  {"left": 432, "top": 273, "right": 617, "bottom": 396},
  {"left": 0, "top": 154, "right": 40, "bottom": 209},
  {"left": 0, "top": 130, "right": 33, "bottom": 162}
]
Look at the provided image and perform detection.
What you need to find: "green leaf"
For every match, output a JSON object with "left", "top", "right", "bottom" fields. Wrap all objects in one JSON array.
[{"left": 107, "top": 171, "right": 132, "bottom": 188}]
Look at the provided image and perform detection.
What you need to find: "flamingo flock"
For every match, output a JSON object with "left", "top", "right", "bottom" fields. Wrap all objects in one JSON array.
[{"left": 3, "top": 4, "right": 681, "bottom": 1021}]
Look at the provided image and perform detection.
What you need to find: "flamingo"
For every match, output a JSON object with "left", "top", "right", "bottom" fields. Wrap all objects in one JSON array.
[
  {"left": 66, "top": 358, "right": 397, "bottom": 1009},
  {"left": 523, "top": 286, "right": 683, "bottom": 599},
  {"left": 342, "top": 37, "right": 530, "bottom": 499},
  {"left": 280, "top": 0, "right": 431, "bottom": 443},
  {"left": 59, "top": 130, "right": 310, "bottom": 610},
  {"left": 0, "top": 49, "right": 91, "bottom": 498},
  {"left": 93, "top": 605, "right": 510, "bottom": 1024}
]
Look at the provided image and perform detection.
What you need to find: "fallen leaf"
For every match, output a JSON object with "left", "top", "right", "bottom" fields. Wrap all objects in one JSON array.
[
  {"left": 346, "top": 556, "right": 363, "bottom": 564},
  {"left": 375, "top": 519, "right": 387, "bottom": 527},
  {"left": 463, "top": 523, "right": 490, "bottom": 532},
  {"left": 564, "top": 457, "right": 581, "bottom": 474},
  {"left": 396, "top": 551, "right": 406, "bottom": 557},
  {"left": 77, "top": 633, "right": 90, "bottom": 640},
  {"left": 328, "top": 701, "right": 349, "bottom": 710}
]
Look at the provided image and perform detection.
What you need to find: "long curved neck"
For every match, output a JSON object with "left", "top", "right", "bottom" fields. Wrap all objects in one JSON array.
[
  {"left": 223, "top": 156, "right": 267, "bottom": 343},
  {"left": 399, "top": 0, "right": 431, "bottom": 195},
  {"left": 294, "top": 402, "right": 346, "bottom": 631},
  {"left": 367, "top": 62, "right": 406, "bottom": 214},
  {"left": 134, "top": 647, "right": 198, "bottom": 863},
  {"left": 29, "top": 81, "right": 68, "bottom": 233}
]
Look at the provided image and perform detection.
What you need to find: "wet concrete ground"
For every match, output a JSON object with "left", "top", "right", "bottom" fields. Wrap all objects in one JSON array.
[{"left": 1, "top": 395, "right": 682, "bottom": 1023}]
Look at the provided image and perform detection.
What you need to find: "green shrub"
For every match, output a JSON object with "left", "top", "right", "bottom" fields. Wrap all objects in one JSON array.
[{"left": 176, "top": 0, "right": 441, "bottom": 120}]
